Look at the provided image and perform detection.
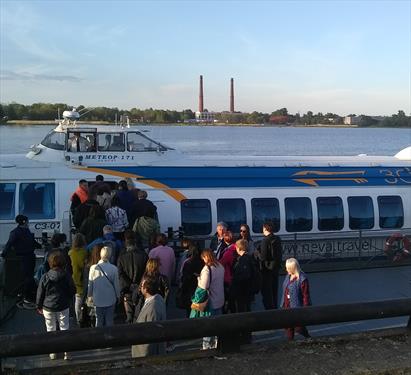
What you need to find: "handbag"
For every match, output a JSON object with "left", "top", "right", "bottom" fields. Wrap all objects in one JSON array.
[
  {"left": 78, "top": 303, "right": 91, "bottom": 328},
  {"left": 191, "top": 298, "right": 209, "bottom": 312}
]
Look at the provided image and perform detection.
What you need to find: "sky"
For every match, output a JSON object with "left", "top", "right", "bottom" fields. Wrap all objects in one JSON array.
[{"left": 0, "top": 0, "right": 410, "bottom": 116}]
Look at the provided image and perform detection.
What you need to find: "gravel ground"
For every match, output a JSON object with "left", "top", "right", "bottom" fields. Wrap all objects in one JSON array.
[{"left": 16, "top": 328, "right": 411, "bottom": 375}]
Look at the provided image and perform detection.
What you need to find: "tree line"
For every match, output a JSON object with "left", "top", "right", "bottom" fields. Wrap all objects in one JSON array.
[{"left": 0, "top": 102, "right": 409, "bottom": 127}]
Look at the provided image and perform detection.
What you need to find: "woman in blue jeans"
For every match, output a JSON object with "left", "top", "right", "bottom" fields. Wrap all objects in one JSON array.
[{"left": 87, "top": 246, "right": 120, "bottom": 327}]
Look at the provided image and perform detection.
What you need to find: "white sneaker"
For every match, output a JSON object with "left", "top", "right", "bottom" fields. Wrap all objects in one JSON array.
[
  {"left": 64, "top": 352, "right": 71, "bottom": 360},
  {"left": 49, "top": 353, "right": 57, "bottom": 360}
]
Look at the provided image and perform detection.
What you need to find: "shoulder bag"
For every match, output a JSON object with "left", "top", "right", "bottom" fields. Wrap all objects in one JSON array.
[{"left": 96, "top": 264, "right": 117, "bottom": 297}]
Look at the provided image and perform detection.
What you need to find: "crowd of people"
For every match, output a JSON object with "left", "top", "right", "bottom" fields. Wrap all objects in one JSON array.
[{"left": 1, "top": 175, "right": 312, "bottom": 360}]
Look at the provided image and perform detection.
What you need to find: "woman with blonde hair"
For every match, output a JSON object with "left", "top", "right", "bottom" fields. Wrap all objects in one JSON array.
[
  {"left": 281, "top": 258, "right": 311, "bottom": 340},
  {"left": 190, "top": 248, "right": 224, "bottom": 350}
]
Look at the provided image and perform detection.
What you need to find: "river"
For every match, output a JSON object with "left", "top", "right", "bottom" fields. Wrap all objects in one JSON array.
[{"left": 0, "top": 124, "right": 410, "bottom": 156}]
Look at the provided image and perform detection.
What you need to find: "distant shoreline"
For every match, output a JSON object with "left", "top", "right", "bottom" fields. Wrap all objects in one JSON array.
[{"left": 2, "top": 120, "right": 409, "bottom": 128}]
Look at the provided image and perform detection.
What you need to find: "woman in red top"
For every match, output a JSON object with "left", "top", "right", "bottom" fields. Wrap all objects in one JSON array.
[{"left": 281, "top": 258, "right": 311, "bottom": 340}]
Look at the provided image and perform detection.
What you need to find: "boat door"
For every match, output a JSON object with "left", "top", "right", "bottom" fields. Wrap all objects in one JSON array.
[{"left": 65, "top": 128, "right": 97, "bottom": 164}]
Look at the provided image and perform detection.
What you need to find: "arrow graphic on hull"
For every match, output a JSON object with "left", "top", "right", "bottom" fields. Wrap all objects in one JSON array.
[
  {"left": 293, "top": 177, "right": 368, "bottom": 187},
  {"left": 292, "top": 170, "right": 366, "bottom": 176}
]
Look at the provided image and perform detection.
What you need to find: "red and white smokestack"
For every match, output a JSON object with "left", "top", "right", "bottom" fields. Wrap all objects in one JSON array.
[
  {"left": 199, "top": 75, "right": 204, "bottom": 112},
  {"left": 230, "top": 78, "right": 234, "bottom": 113}
]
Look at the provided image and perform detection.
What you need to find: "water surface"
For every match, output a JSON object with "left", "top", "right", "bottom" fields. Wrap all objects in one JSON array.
[{"left": 0, "top": 124, "right": 410, "bottom": 156}]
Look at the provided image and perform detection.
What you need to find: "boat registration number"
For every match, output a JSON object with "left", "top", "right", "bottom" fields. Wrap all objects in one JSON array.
[{"left": 32, "top": 222, "right": 61, "bottom": 231}]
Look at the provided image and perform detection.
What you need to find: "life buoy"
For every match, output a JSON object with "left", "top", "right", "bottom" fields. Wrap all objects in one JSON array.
[{"left": 384, "top": 233, "right": 411, "bottom": 261}]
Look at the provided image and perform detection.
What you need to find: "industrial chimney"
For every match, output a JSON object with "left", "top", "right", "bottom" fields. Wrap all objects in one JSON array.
[
  {"left": 230, "top": 78, "right": 234, "bottom": 113},
  {"left": 199, "top": 75, "right": 204, "bottom": 112}
]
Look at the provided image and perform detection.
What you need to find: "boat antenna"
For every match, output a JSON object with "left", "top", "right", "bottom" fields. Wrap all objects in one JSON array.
[{"left": 78, "top": 107, "right": 95, "bottom": 117}]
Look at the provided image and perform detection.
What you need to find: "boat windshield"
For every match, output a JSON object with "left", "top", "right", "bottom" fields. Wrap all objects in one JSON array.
[
  {"left": 40, "top": 130, "right": 66, "bottom": 151},
  {"left": 127, "top": 131, "right": 170, "bottom": 152}
]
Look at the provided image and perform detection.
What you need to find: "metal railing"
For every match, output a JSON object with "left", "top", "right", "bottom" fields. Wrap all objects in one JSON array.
[{"left": 1, "top": 298, "right": 410, "bottom": 360}]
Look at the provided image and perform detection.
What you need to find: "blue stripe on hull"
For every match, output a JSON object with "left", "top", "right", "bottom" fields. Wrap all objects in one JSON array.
[{"left": 91, "top": 166, "right": 411, "bottom": 188}]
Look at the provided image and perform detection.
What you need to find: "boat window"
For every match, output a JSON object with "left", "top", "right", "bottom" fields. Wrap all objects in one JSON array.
[
  {"left": 127, "top": 132, "right": 168, "bottom": 152},
  {"left": 317, "top": 197, "right": 344, "bottom": 231},
  {"left": 0, "top": 183, "right": 16, "bottom": 220},
  {"left": 285, "top": 197, "right": 312, "bottom": 232},
  {"left": 217, "top": 198, "right": 246, "bottom": 233},
  {"left": 19, "top": 183, "right": 55, "bottom": 219},
  {"left": 67, "top": 131, "right": 96, "bottom": 152},
  {"left": 40, "top": 131, "right": 66, "bottom": 151},
  {"left": 98, "top": 133, "right": 125, "bottom": 152},
  {"left": 378, "top": 196, "right": 403, "bottom": 229},
  {"left": 251, "top": 198, "right": 280, "bottom": 233},
  {"left": 181, "top": 199, "right": 211, "bottom": 235},
  {"left": 348, "top": 196, "right": 374, "bottom": 229}
]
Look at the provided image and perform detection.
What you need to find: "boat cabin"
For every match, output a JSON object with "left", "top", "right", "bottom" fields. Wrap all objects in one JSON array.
[{"left": 27, "top": 125, "right": 172, "bottom": 165}]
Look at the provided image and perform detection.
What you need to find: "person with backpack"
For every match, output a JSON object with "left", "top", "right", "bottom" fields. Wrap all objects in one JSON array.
[
  {"left": 257, "top": 221, "right": 282, "bottom": 310},
  {"left": 132, "top": 206, "right": 160, "bottom": 251},
  {"left": 86, "top": 225, "right": 122, "bottom": 264}
]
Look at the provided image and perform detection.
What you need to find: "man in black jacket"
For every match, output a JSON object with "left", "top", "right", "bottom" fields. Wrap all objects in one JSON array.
[
  {"left": 129, "top": 190, "right": 157, "bottom": 226},
  {"left": 2, "top": 215, "right": 42, "bottom": 305},
  {"left": 117, "top": 236, "right": 148, "bottom": 323},
  {"left": 258, "top": 221, "right": 282, "bottom": 309},
  {"left": 73, "top": 194, "right": 99, "bottom": 229}
]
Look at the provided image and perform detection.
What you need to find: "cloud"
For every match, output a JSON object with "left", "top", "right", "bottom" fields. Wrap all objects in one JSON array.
[
  {"left": 0, "top": 70, "right": 81, "bottom": 82},
  {"left": 1, "top": 3, "right": 69, "bottom": 62}
]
